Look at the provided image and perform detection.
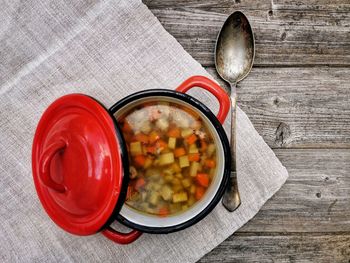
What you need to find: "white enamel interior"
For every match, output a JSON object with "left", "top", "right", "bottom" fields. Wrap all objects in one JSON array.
[{"left": 113, "top": 96, "right": 224, "bottom": 228}]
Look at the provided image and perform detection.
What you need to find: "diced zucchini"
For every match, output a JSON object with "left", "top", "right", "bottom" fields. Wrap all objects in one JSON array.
[
  {"left": 149, "top": 191, "right": 160, "bottom": 205},
  {"left": 156, "top": 118, "right": 169, "bottom": 131},
  {"left": 173, "top": 192, "right": 188, "bottom": 203},
  {"left": 168, "top": 137, "right": 176, "bottom": 149},
  {"left": 182, "top": 178, "right": 191, "bottom": 188},
  {"left": 159, "top": 152, "right": 175, "bottom": 166},
  {"left": 207, "top": 143, "right": 216, "bottom": 157},
  {"left": 130, "top": 142, "right": 142, "bottom": 156},
  {"left": 189, "top": 162, "right": 200, "bottom": 177},
  {"left": 181, "top": 128, "right": 193, "bottom": 138},
  {"left": 188, "top": 144, "right": 199, "bottom": 154},
  {"left": 179, "top": 155, "right": 190, "bottom": 168},
  {"left": 160, "top": 185, "right": 173, "bottom": 201}
]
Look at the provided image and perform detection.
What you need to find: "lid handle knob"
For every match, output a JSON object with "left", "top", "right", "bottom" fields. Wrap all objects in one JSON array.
[{"left": 39, "top": 140, "right": 67, "bottom": 193}]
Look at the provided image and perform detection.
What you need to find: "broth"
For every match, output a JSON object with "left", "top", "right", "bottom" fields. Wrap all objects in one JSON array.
[{"left": 117, "top": 100, "right": 218, "bottom": 216}]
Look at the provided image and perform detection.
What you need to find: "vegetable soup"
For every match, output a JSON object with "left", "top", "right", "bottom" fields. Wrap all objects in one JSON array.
[{"left": 118, "top": 100, "right": 218, "bottom": 216}]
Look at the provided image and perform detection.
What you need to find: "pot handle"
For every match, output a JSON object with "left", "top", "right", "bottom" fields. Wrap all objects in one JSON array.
[
  {"left": 39, "top": 140, "right": 67, "bottom": 193},
  {"left": 102, "top": 226, "right": 142, "bottom": 244},
  {"left": 175, "top": 76, "right": 230, "bottom": 124}
]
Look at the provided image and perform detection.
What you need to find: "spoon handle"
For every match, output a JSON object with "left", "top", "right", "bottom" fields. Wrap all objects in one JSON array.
[{"left": 222, "top": 84, "right": 241, "bottom": 211}]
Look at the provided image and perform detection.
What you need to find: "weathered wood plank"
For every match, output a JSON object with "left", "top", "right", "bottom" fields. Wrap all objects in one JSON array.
[
  {"left": 199, "top": 233, "right": 350, "bottom": 263},
  {"left": 238, "top": 149, "right": 350, "bottom": 233},
  {"left": 205, "top": 66, "right": 350, "bottom": 148},
  {"left": 144, "top": 0, "right": 350, "bottom": 66}
]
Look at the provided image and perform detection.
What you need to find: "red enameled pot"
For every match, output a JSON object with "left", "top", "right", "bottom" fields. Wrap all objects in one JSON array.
[{"left": 32, "top": 76, "right": 231, "bottom": 244}]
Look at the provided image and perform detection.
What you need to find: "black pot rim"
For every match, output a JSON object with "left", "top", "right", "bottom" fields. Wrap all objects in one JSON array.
[{"left": 108, "top": 89, "right": 231, "bottom": 234}]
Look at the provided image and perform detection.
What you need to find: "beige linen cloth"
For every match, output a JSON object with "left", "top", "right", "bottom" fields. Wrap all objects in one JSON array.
[{"left": 0, "top": 0, "right": 288, "bottom": 262}]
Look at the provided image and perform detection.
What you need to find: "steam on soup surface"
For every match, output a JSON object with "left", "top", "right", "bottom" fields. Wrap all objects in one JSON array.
[{"left": 118, "top": 100, "right": 218, "bottom": 216}]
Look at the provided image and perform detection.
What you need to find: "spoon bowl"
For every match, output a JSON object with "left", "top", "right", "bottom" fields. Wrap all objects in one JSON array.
[
  {"left": 215, "top": 11, "right": 255, "bottom": 84},
  {"left": 215, "top": 11, "right": 255, "bottom": 212}
]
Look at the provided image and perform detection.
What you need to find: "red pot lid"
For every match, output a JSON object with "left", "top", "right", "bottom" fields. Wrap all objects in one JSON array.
[{"left": 32, "top": 94, "right": 126, "bottom": 235}]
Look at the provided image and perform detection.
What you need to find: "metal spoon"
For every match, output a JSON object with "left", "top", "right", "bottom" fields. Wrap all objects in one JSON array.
[{"left": 215, "top": 11, "right": 255, "bottom": 211}]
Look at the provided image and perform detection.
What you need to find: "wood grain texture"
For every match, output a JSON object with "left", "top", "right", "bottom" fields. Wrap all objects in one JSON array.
[
  {"left": 144, "top": 0, "right": 350, "bottom": 66},
  {"left": 143, "top": 1, "right": 350, "bottom": 262},
  {"left": 205, "top": 66, "right": 350, "bottom": 149},
  {"left": 239, "top": 149, "right": 350, "bottom": 232},
  {"left": 199, "top": 233, "right": 350, "bottom": 263}
]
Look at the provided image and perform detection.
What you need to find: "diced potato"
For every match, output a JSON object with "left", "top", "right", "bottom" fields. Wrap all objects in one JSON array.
[
  {"left": 168, "top": 137, "right": 176, "bottom": 149},
  {"left": 160, "top": 185, "right": 173, "bottom": 201},
  {"left": 188, "top": 144, "right": 199, "bottom": 154},
  {"left": 179, "top": 155, "right": 190, "bottom": 168},
  {"left": 163, "top": 168, "right": 174, "bottom": 175},
  {"left": 207, "top": 143, "right": 216, "bottom": 157},
  {"left": 189, "top": 162, "right": 200, "bottom": 177},
  {"left": 164, "top": 174, "right": 173, "bottom": 182},
  {"left": 144, "top": 158, "right": 153, "bottom": 169},
  {"left": 181, "top": 128, "right": 193, "bottom": 138},
  {"left": 188, "top": 195, "right": 196, "bottom": 206},
  {"left": 159, "top": 152, "right": 175, "bottom": 166},
  {"left": 149, "top": 191, "right": 160, "bottom": 205},
  {"left": 130, "top": 142, "right": 142, "bottom": 156},
  {"left": 175, "top": 173, "right": 183, "bottom": 179},
  {"left": 172, "top": 178, "right": 181, "bottom": 185},
  {"left": 190, "top": 185, "right": 196, "bottom": 194},
  {"left": 173, "top": 192, "right": 188, "bottom": 203},
  {"left": 140, "top": 121, "right": 152, "bottom": 134},
  {"left": 173, "top": 184, "right": 183, "bottom": 192},
  {"left": 182, "top": 178, "right": 191, "bottom": 188},
  {"left": 156, "top": 118, "right": 169, "bottom": 131},
  {"left": 170, "top": 162, "right": 181, "bottom": 173}
]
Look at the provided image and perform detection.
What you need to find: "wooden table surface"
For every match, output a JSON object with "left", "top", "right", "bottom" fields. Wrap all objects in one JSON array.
[{"left": 144, "top": 1, "right": 350, "bottom": 262}]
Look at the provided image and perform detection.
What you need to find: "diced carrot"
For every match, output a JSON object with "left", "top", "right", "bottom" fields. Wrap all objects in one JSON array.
[
  {"left": 156, "top": 139, "right": 168, "bottom": 151},
  {"left": 158, "top": 207, "right": 169, "bottom": 217},
  {"left": 174, "top": 147, "right": 186, "bottom": 158},
  {"left": 123, "top": 133, "right": 133, "bottom": 143},
  {"left": 167, "top": 128, "right": 181, "bottom": 138},
  {"left": 146, "top": 146, "right": 157, "bottom": 155},
  {"left": 188, "top": 153, "right": 200, "bottom": 162},
  {"left": 134, "top": 133, "right": 149, "bottom": 144},
  {"left": 126, "top": 185, "right": 134, "bottom": 200},
  {"left": 135, "top": 178, "right": 146, "bottom": 190},
  {"left": 200, "top": 140, "right": 208, "bottom": 152},
  {"left": 195, "top": 186, "right": 205, "bottom": 200},
  {"left": 149, "top": 131, "right": 160, "bottom": 144},
  {"left": 204, "top": 159, "right": 216, "bottom": 168},
  {"left": 134, "top": 155, "right": 146, "bottom": 167},
  {"left": 186, "top": 134, "right": 198, "bottom": 145},
  {"left": 121, "top": 121, "right": 132, "bottom": 133},
  {"left": 196, "top": 173, "right": 209, "bottom": 187}
]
